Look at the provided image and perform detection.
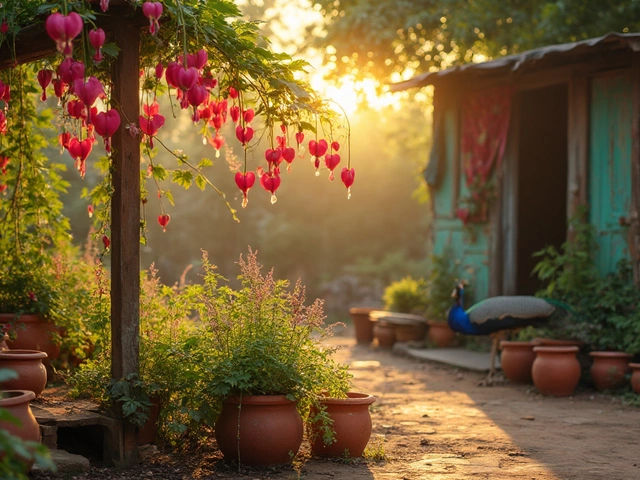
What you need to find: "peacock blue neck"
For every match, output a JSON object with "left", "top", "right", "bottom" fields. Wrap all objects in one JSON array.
[{"left": 447, "top": 287, "right": 481, "bottom": 335}]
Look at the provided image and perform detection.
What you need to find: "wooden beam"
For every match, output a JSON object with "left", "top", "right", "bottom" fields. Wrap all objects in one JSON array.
[
  {"left": 631, "top": 54, "right": 640, "bottom": 283},
  {"left": 109, "top": 19, "right": 141, "bottom": 465}
]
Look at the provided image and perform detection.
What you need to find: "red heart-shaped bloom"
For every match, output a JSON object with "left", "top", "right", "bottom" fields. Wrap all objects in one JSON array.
[
  {"left": 325, "top": 153, "right": 341, "bottom": 171},
  {"left": 235, "top": 125, "right": 254, "bottom": 145},
  {"left": 331, "top": 141, "right": 340, "bottom": 151},
  {"left": 265, "top": 148, "right": 282, "bottom": 166},
  {"left": 176, "top": 67, "right": 199, "bottom": 91},
  {"left": 58, "top": 58, "right": 85, "bottom": 85},
  {"left": 187, "top": 84, "right": 208, "bottom": 107},
  {"left": 295, "top": 132, "right": 304, "bottom": 145},
  {"left": 309, "top": 139, "right": 328, "bottom": 157},
  {"left": 67, "top": 99, "right": 85, "bottom": 119},
  {"left": 165, "top": 61, "right": 180, "bottom": 88},
  {"left": 143, "top": 101, "right": 160, "bottom": 117},
  {"left": 340, "top": 167, "right": 356, "bottom": 188},
  {"left": 89, "top": 28, "right": 105, "bottom": 49},
  {"left": 142, "top": 2, "right": 163, "bottom": 19},
  {"left": 243, "top": 108, "right": 255, "bottom": 124},
  {"left": 157, "top": 213, "right": 170, "bottom": 232},
  {"left": 282, "top": 147, "right": 296, "bottom": 164},
  {"left": 235, "top": 171, "right": 256, "bottom": 193},
  {"left": 93, "top": 109, "right": 121, "bottom": 138},
  {"left": 260, "top": 171, "right": 281, "bottom": 194},
  {"left": 139, "top": 113, "right": 165, "bottom": 136},
  {"left": 74, "top": 77, "right": 104, "bottom": 107},
  {"left": 68, "top": 137, "right": 93, "bottom": 162},
  {"left": 209, "top": 133, "right": 225, "bottom": 151}
]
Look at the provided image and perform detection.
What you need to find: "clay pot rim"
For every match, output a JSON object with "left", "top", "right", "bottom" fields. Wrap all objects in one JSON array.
[
  {"left": 349, "top": 307, "right": 378, "bottom": 315},
  {"left": 0, "top": 313, "right": 48, "bottom": 323},
  {"left": 426, "top": 319, "right": 450, "bottom": 327},
  {"left": 532, "top": 337, "right": 584, "bottom": 347},
  {"left": 0, "top": 349, "right": 48, "bottom": 360},
  {"left": 369, "top": 311, "right": 426, "bottom": 323},
  {"left": 500, "top": 340, "right": 541, "bottom": 348},
  {"left": 316, "top": 391, "right": 376, "bottom": 406},
  {"left": 533, "top": 346, "right": 579, "bottom": 353},
  {"left": 0, "top": 389, "right": 35, "bottom": 406},
  {"left": 629, "top": 363, "right": 640, "bottom": 369},
  {"left": 223, "top": 394, "right": 296, "bottom": 405},
  {"left": 589, "top": 351, "right": 634, "bottom": 359}
]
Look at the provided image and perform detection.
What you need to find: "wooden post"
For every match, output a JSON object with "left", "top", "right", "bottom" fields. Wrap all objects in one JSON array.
[
  {"left": 631, "top": 55, "right": 640, "bottom": 284},
  {"left": 109, "top": 20, "right": 141, "bottom": 464}
]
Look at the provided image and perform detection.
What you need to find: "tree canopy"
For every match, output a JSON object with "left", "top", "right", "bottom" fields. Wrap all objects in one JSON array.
[{"left": 311, "top": 0, "right": 640, "bottom": 82}]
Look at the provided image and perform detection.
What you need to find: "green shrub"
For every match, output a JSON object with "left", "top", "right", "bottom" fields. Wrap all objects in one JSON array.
[{"left": 382, "top": 276, "right": 428, "bottom": 314}]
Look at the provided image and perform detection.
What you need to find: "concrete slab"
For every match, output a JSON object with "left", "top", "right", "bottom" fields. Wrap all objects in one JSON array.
[
  {"left": 31, "top": 449, "right": 90, "bottom": 476},
  {"left": 406, "top": 347, "right": 501, "bottom": 372}
]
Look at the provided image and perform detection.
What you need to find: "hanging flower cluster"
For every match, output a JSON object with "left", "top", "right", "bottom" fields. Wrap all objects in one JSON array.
[{"left": 1, "top": 0, "right": 355, "bottom": 240}]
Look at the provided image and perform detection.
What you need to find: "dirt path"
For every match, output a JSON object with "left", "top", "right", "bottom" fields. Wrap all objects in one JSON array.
[{"left": 33, "top": 333, "right": 640, "bottom": 479}]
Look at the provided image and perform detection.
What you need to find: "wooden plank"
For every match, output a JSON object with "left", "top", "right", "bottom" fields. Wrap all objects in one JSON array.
[
  {"left": 630, "top": 55, "right": 640, "bottom": 283},
  {"left": 109, "top": 19, "right": 141, "bottom": 464},
  {"left": 567, "top": 73, "right": 589, "bottom": 232}
]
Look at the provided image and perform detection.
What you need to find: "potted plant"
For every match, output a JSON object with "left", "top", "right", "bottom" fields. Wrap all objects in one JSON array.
[
  {"left": 377, "top": 277, "right": 428, "bottom": 344},
  {"left": 186, "top": 249, "right": 352, "bottom": 466}
]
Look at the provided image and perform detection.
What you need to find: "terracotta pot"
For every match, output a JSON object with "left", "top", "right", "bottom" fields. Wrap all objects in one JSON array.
[
  {"left": 427, "top": 320, "right": 456, "bottom": 347},
  {"left": 532, "top": 337, "right": 584, "bottom": 348},
  {"left": 215, "top": 395, "right": 303, "bottom": 466},
  {"left": 629, "top": 363, "right": 640, "bottom": 394},
  {"left": 349, "top": 307, "right": 376, "bottom": 344},
  {"left": 532, "top": 346, "right": 581, "bottom": 396},
  {"left": 394, "top": 323, "right": 427, "bottom": 342},
  {"left": 310, "top": 392, "right": 376, "bottom": 458},
  {"left": 0, "top": 390, "right": 41, "bottom": 443},
  {"left": 137, "top": 397, "right": 162, "bottom": 445},
  {"left": 500, "top": 341, "right": 540, "bottom": 384},
  {"left": 373, "top": 321, "right": 396, "bottom": 348},
  {"left": 589, "top": 351, "right": 633, "bottom": 391},
  {"left": 0, "top": 314, "right": 61, "bottom": 363},
  {"left": 0, "top": 349, "right": 48, "bottom": 396}
]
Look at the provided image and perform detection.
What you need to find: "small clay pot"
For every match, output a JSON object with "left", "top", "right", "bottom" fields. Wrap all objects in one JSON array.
[
  {"left": 309, "top": 392, "right": 376, "bottom": 458},
  {"left": 373, "top": 321, "right": 396, "bottom": 348},
  {"left": 394, "top": 323, "right": 427, "bottom": 342},
  {"left": 427, "top": 320, "right": 456, "bottom": 347},
  {"left": 137, "top": 396, "right": 162, "bottom": 445},
  {"left": 0, "top": 349, "right": 48, "bottom": 396},
  {"left": 349, "top": 307, "right": 376, "bottom": 345},
  {"left": 500, "top": 341, "right": 540, "bottom": 384},
  {"left": 629, "top": 363, "right": 640, "bottom": 394},
  {"left": 589, "top": 351, "right": 633, "bottom": 391},
  {"left": 532, "top": 346, "right": 581, "bottom": 396},
  {"left": 0, "top": 390, "right": 40, "bottom": 472},
  {"left": 532, "top": 337, "right": 584, "bottom": 348},
  {"left": 215, "top": 395, "right": 303, "bottom": 466}
]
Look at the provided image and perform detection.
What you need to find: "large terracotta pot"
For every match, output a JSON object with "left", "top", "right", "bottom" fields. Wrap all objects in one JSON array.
[
  {"left": 500, "top": 341, "right": 540, "bottom": 384},
  {"left": 0, "top": 349, "right": 48, "bottom": 396},
  {"left": 0, "top": 314, "right": 60, "bottom": 362},
  {"left": 348, "top": 307, "right": 376, "bottom": 344},
  {"left": 372, "top": 321, "right": 396, "bottom": 348},
  {"left": 394, "top": 322, "right": 428, "bottom": 342},
  {"left": 532, "top": 337, "right": 584, "bottom": 348},
  {"left": 309, "top": 392, "right": 376, "bottom": 458},
  {"left": 215, "top": 395, "right": 303, "bottom": 466},
  {"left": 629, "top": 363, "right": 640, "bottom": 394},
  {"left": 0, "top": 390, "right": 40, "bottom": 443},
  {"left": 532, "top": 346, "right": 581, "bottom": 396},
  {"left": 589, "top": 351, "right": 633, "bottom": 391},
  {"left": 427, "top": 320, "right": 456, "bottom": 347},
  {"left": 137, "top": 397, "right": 162, "bottom": 445}
]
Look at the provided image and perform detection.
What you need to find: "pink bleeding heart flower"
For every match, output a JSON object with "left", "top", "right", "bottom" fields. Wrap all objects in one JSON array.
[
  {"left": 235, "top": 171, "right": 256, "bottom": 208},
  {"left": 324, "top": 154, "right": 341, "bottom": 181},
  {"left": 243, "top": 108, "right": 254, "bottom": 124},
  {"left": 331, "top": 141, "right": 340, "bottom": 151},
  {"left": 37, "top": 69, "right": 53, "bottom": 101},
  {"left": 187, "top": 49, "right": 208, "bottom": 70},
  {"left": 229, "top": 105, "right": 240, "bottom": 124},
  {"left": 100, "top": 0, "right": 110, "bottom": 12},
  {"left": 228, "top": 86, "right": 238, "bottom": 99},
  {"left": 142, "top": 2, "right": 163, "bottom": 35},
  {"left": 139, "top": 113, "right": 165, "bottom": 147},
  {"left": 176, "top": 66, "right": 198, "bottom": 91},
  {"left": 165, "top": 61, "right": 180, "bottom": 88},
  {"left": 340, "top": 167, "right": 356, "bottom": 198},
  {"left": 282, "top": 147, "right": 296, "bottom": 172},
  {"left": 260, "top": 170, "right": 281, "bottom": 204},
  {"left": 209, "top": 132, "right": 225, "bottom": 157},
  {"left": 202, "top": 72, "right": 217, "bottom": 90},
  {"left": 58, "top": 58, "right": 85, "bottom": 85},
  {"left": 45, "top": 12, "right": 84, "bottom": 58},
  {"left": 295, "top": 131, "right": 304, "bottom": 145},
  {"left": 87, "top": 204, "right": 94, "bottom": 218},
  {"left": 143, "top": 101, "right": 160, "bottom": 117},
  {"left": 276, "top": 135, "right": 286, "bottom": 149},
  {"left": 210, "top": 114, "right": 223, "bottom": 130},
  {"left": 102, "top": 235, "right": 110, "bottom": 250},
  {"left": 68, "top": 137, "right": 93, "bottom": 178},
  {"left": 235, "top": 125, "right": 254, "bottom": 145},
  {"left": 308, "top": 139, "right": 328, "bottom": 158},
  {"left": 155, "top": 62, "right": 164, "bottom": 80},
  {"left": 74, "top": 77, "right": 104, "bottom": 123},
  {"left": 265, "top": 148, "right": 282, "bottom": 168},
  {"left": 198, "top": 105, "right": 212, "bottom": 122},
  {"left": 157, "top": 213, "right": 170, "bottom": 232},
  {"left": 67, "top": 99, "right": 85, "bottom": 119},
  {"left": 93, "top": 108, "right": 121, "bottom": 152},
  {"left": 187, "top": 84, "right": 208, "bottom": 108},
  {"left": 52, "top": 78, "right": 65, "bottom": 98},
  {"left": 59, "top": 132, "right": 71, "bottom": 150},
  {"left": 89, "top": 28, "right": 106, "bottom": 63}
]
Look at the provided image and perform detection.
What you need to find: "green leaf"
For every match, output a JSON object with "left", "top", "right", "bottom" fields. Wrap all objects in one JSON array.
[
  {"left": 172, "top": 170, "right": 193, "bottom": 189},
  {"left": 198, "top": 158, "right": 213, "bottom": 169},
  {"left": 151, "top": 165, "right": 169, "bottom": 181},
  {"left": 195, "top": 174, "right": 206, "bottom": 191}
]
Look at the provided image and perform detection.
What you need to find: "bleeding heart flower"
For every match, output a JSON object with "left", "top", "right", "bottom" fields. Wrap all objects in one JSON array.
[
  {"left": 93, "top": 109, "right": 121, "bottom": 152},
  {"left": 235, "top": 125, "right": 254, "bottom": 145},
  {"left": 325, "top": 154, "right": 341, "bottom": 181},
  {"left": 67, "top": 99, "right": 86, "bottom": 119},
  {"left": 155, "top": 62, "right": 164, "bottom": 80},
  {"left": 100, "top": 0, "right": 110, "bottom": 12},
  {"left": 209, "top": 132, "right": 225, "bottom": 157},
  {"left": 52, "top": 78, "right": 64, "bottom": 98},
  {"left": 142, "top": 2, "right": 163, "bottom": 35},
  {"left": 186, "top": 49, "right": 208, "bottom": 70},
  {"left": 276, "top": 135, "right": 286, "bottom": 149},
  {"left": 331, "top": 141, "right": 340, "bottom": 151},
  {"left": 202, "top": 73, "right": 218, "bottom": 90},
  {"left": 210, "top": 114, "right": 223, "bottom": 130},
  {"left": 295, "top": 131, "right": 304, "bottom": 145},
  {"left": 143, "top": 101, "right": 160, "bottom": 117},
  {"left": 0, "top": 156, "right": 9, "bottom": 174},
  {"left": 102, "top": 235, "right": 110, "bottom": 249},
  {"left": 45, "top": 12, "right": 84, "bottom": 57},
  {"left": 187, "top": 84, "right": 208, "bottom": 108},
  {"left": 228, "top": 86, "right": 238, "bottom": 99},
  {"left": 229, "top": 105, "right": 240, "bottom": 124},
  {"left": 68, "top": 137, "right": 93, "bottom": 178},
  {"left": 157, "top": 213, "right": 170, "bottom": 232},
  {"left": 139, "top": 113, "right": 165, "bottom": 147},
  {"left": 58, "top": 58, "right": 85, "bottom": 85},
  {"left": 265, "top": 148, "right": 282, "bottom": 167},
  {"left": 59, "top": 132, "right": 71, "bottom": 150},
  {"left": 243, "top": 108, "right": 254, "bottom": 124},
  {"left": 235, "top": 171, "right": 256, "bottom": 208},
  {"left": 89, "top": 28, "right": 106, "bottom": 63},
  {"left": 282, "top": 147, "right": 296, "bottom": 164},
  {"left": 260, "top": 171, "right": 281, "bottom": 204},
  {"left": 176, "top": 66, "right": 199, "bottom": 91},
  {"left": 88, "top": 204, "right": 94, "bottom": 218},
  {"left": 165, "top": 61, "right": 180, "bottom": 88},
  {"left": 340, "top": 167, "right": 356, "bottom": 198},
  {"left": 37, "top": 69, "right": 53, "bottom": 101},
  {"left": 74, "top": 77, "right": 104, "bottom": 108},
  {"left": 309, "top": 139, "right": 328, "bottom": 158}
]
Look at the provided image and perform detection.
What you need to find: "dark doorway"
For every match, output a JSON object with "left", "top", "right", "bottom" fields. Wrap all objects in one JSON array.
[{"left": 515, "top": 84, "right": 568, "bottom": 294}]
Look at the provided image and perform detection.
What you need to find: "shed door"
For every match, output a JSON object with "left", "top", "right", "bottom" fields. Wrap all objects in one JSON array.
[{"left": 589, "top": 74, "right": 633, "bottom": 274}]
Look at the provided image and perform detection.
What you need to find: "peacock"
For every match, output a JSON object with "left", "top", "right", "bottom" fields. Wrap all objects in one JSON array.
[{"left": 447, "top": 283, "right": 572, "bottom": 381}]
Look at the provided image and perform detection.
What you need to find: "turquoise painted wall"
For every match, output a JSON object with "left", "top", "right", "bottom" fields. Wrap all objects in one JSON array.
[
  {"left": 589, "top": 74, "right": 633, "bottom": 274},
  {"left": 432, "top": 104, "right": 490, "bottom": 301}
]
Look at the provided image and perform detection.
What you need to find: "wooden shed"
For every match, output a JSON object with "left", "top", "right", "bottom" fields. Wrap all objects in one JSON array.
[{"left": 392, "top": 32, "right": 640, "bottom": 301}]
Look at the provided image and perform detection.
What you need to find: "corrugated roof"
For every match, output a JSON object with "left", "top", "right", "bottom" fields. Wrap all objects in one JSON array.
[{"left": 390, "top": 32, "right": 640, "bottom": 91}]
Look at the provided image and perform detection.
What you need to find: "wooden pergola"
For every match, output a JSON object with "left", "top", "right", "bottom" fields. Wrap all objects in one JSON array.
[{"left": 2, "top": 2, "right": 146, "bottom": 463}]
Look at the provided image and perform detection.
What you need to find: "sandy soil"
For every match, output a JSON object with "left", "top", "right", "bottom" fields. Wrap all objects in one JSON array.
[{"left": 32, "top": 333, "right": 640, "bottom": 480}]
